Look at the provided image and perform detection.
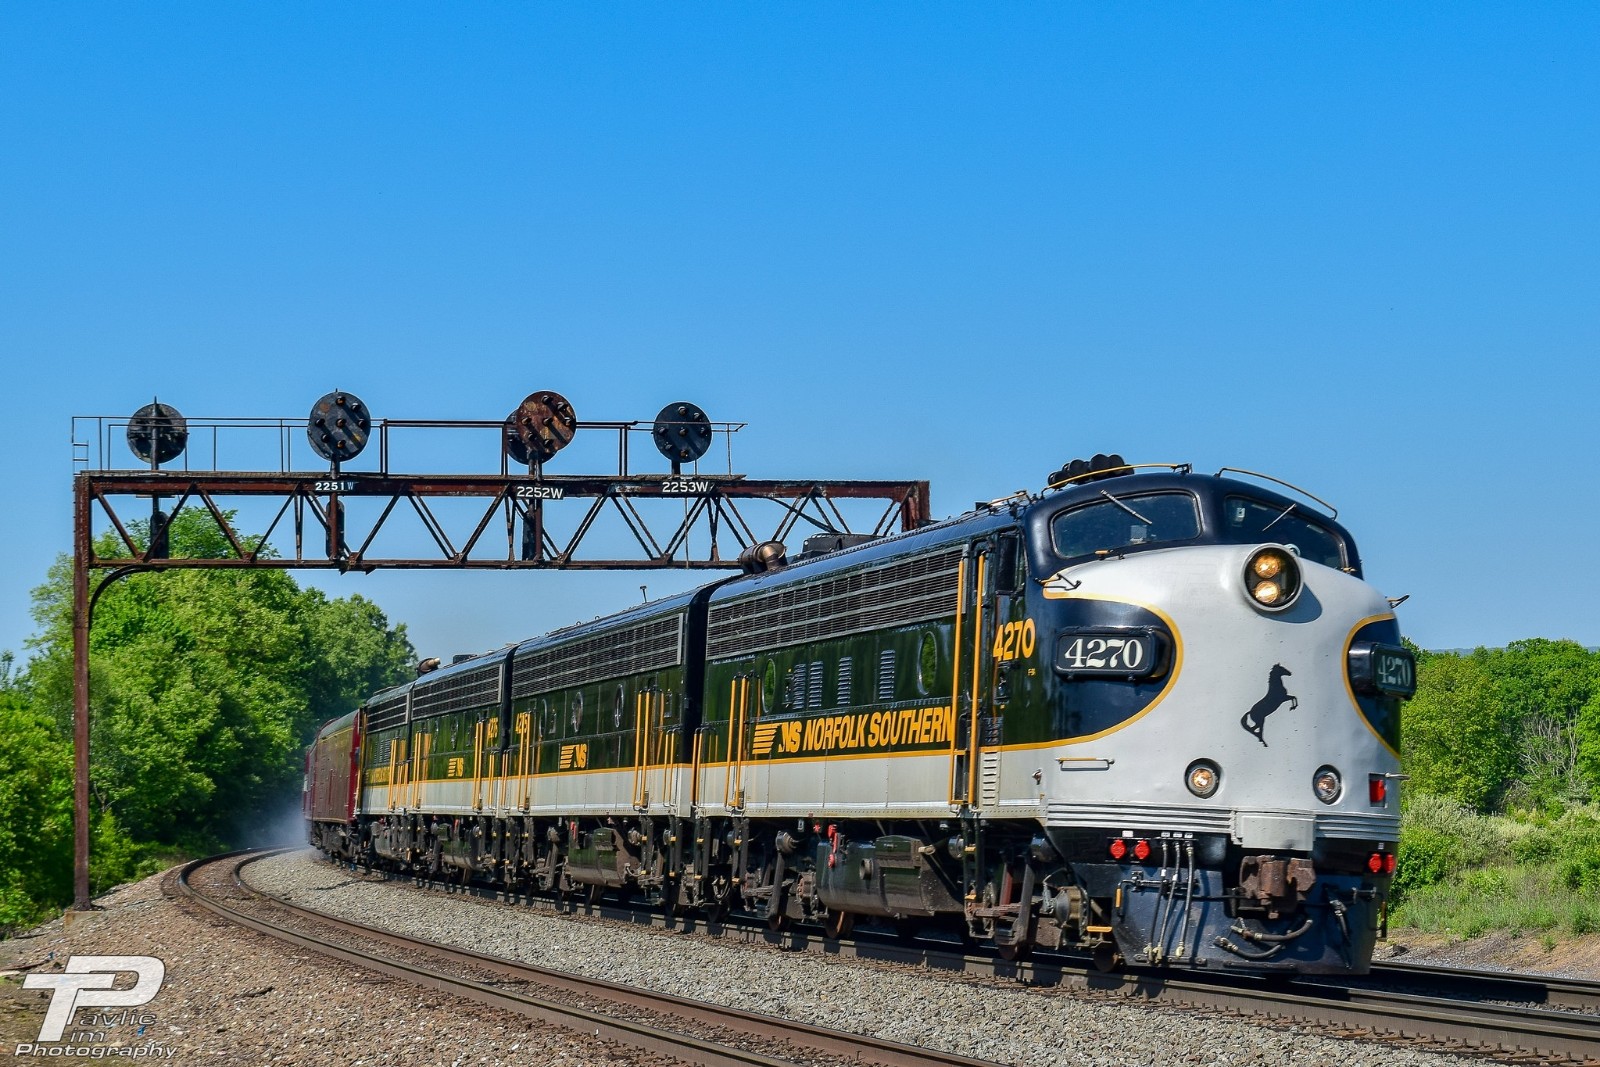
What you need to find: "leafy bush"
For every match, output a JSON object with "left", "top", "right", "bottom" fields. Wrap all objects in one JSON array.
[
  {"left": 1391, "top": 793, "right": 1511, "bottom": 904},
  {"left": 0, "top": 509, "right": 416, "bottom": 929},
  {"left": 1402, "top": 654, "right": 1519, "bottom": 812},
  {"left": 0, "top": 691, "right": 73, "bottom": 932},
  {"left": 1391, "top": 798, "right": 1600, "bottom": 939}
]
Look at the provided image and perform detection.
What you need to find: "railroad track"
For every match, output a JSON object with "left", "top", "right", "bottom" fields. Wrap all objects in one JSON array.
[
  {"left": 350, "top": 855, "right": 1600, "bottom": 1065},
  {"left": 171, "top": 850, "right": 1003, "bottom": 1067}
]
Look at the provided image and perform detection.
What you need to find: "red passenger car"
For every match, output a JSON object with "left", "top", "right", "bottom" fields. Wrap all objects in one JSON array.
[{"left": 304, "top": 710, "right": 361, "bottom": 853}]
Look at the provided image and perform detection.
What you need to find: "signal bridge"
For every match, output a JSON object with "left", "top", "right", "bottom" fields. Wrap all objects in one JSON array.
[{"left": 67, "top": 390, "right": 931, "bottom": 911}]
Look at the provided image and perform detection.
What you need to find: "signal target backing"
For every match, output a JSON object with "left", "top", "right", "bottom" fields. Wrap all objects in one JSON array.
[
  {"left": 307, "top": 391, "right": 372, "bottom": 462},
  {"left": 652, "top": 402, "right": 712, "bottom": 463},
  {"left": 127, "top": 402, "right": 189, "bottom": 465},
  {"left": 506, "top": 391, "right": 577, "bottom": 465}
]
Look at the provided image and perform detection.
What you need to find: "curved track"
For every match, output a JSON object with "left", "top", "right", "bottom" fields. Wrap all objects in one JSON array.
[
  {"left": 170, "top": 850, "right": 1004, "bottom": 1067},
  {"left": 362, "top": 858, "right": 1600, "bottom": 1065}
]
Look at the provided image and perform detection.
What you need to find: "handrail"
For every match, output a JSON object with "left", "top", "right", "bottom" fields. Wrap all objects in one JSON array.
[
  {"left": 1214, "top": 467, "right": 1338, "bottom": 518},
  {"left": 966, "top": 555, "right": 987, "bottom": 806},
  {"left": 947, "top": 556, "right": 968, "bottom": 805}
]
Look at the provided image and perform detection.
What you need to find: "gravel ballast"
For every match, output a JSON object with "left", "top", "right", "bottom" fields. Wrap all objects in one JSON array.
[
  {"left": 239, "top": 848, "right": 1481, "bottom": 1067},
  {"left": 0, "top": 866, "right": 682, "bottom": 1065}
]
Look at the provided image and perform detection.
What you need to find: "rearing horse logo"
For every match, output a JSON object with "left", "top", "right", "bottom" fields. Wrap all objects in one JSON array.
[{"left": 1240, "top": 664, "right": 1297, "bottom": 747}]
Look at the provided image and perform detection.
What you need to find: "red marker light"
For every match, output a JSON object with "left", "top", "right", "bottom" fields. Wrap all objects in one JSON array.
[
  {"left": 1383, "top": 853, "right": 1397, "bottom": 875},
  {"left": 1369, "top": 776, "right": 1387, "bottom": 804},
  {"left": 1133, "top": 839, "right": 1151, "bottom": 863},
  {"left": 1109, "top": 838, "right": 1128, "bottom": 861},
  {"left": 1367, "top": 852, "right": 1383, "bottom": 874}
]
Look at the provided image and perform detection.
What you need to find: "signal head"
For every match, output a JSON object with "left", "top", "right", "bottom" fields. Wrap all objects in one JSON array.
[
  {"left": 652, "top": 402, "right": 713, "bottom": 464},
  {"left": 506, "top": 391, "right": 577, "bottom": 465},
  {"left": 127, "top": 401, "right": 188, "bottom": 465},
  {"left": 307, "top": 391, "right": 372, "bottom": 463}
]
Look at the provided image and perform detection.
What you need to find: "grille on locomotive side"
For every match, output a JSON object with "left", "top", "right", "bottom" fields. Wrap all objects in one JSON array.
[
  {"left": 511, "top": 615, "right": 684, "bottom": 698},
  {"left": 707, "top": 549, "right": 961, "bottom": 659}
]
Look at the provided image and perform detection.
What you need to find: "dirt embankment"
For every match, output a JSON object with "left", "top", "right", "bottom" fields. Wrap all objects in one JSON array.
[{"left": 1381, "top": 929, "right": 1600, "bottom": 979}]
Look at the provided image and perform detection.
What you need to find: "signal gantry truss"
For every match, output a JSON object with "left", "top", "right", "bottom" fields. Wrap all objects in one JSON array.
[
  {"left": 68, "top": 403, "right": 931, "bottom": 912},
  {"left": 76, "top": 470, "right": 931, "bottom": 571}
]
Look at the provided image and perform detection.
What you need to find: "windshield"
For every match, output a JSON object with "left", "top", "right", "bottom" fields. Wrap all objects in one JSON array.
[
  {"left": 1223, "top": 495, "right": 1346, "bottom": 569},
  {"left": 1051, "top": 491, "right": 1201, "bottom": 559}
]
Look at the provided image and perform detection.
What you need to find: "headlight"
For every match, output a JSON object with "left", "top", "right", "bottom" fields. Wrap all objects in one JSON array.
[
  {"left": 1313, "top": 765, "right": 1342, "bottom": 804},
  {"left": 1185, "top": 759, "right": 1221, "bottom": 798},
  {"left": 1244, "top": 547, "right": 1301, "bottom": 611}
]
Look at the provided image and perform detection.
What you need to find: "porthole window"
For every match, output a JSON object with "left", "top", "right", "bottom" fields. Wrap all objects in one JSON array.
[
  {"left": 613, "top": 685, "right": 625, "bottom": 729},
  {"left": 918, "top": 632, "right": 937, "bottom": 695},
  {"left": 541, "top": 698, "right": 557, "bottom": 736},
  {"left": 761, "top": 661, "right": 777, "bottom": 713},
  {"left": 571, "top": 691, "right": 583, "bottom": 733}
]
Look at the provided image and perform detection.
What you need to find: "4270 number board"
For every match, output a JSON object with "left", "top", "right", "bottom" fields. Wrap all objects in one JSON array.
[{"left": 1053, "top": 628, "right": 1163, "bottom": 678}]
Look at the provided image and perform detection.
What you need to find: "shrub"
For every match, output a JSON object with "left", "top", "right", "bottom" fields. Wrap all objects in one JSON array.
[{"left": 1391, "top": 792, "right": 1511, "bottom": 904}]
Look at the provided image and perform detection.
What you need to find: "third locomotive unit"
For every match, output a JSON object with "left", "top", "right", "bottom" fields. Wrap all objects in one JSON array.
[{"left": 306, "top": 459, "right": 1416, "bottom": 974}]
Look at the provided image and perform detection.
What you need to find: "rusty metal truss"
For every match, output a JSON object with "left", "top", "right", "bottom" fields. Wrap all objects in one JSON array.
[
  {"left": 68, "top": 408, "right": 931, "bottom": 911},
  {"left": 77, "top": 471, "right": 930, "bottom": 570}
]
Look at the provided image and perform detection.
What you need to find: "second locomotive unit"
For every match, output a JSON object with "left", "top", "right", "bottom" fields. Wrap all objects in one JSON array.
[{"left": 306, "top": 459, "right": 1415, "bottom": 974}]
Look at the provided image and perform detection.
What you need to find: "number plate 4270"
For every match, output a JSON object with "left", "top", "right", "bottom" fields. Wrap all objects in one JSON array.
[{"left": 1054, "top": 629, "right": 1162, "bottom": 679}]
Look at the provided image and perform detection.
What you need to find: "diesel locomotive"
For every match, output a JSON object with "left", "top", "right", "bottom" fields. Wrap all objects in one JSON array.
[{"left": 306, "top": 460, "right": 1416, "bottom": 974}]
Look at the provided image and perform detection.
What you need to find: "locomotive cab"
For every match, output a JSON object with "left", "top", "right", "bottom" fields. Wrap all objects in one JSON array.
[{"left": 1007, "top": 465, "right": 1411, "bottom": 972}]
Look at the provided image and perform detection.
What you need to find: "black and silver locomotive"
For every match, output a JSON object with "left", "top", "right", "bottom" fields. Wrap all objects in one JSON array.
[{"left": 306, "top": 460, "right": 1415, "bottom": 974}]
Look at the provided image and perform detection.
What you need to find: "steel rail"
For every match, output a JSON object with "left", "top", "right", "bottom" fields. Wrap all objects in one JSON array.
[
  {"left": 175, "top": 851, "right": 1002, "bottom": 1067},
  {"left": 375, "top": 860, "right": 1600, "bottom": 1063},
  {"left": 1368, "top": 959, "right": 1600, "bottom": 1015}
]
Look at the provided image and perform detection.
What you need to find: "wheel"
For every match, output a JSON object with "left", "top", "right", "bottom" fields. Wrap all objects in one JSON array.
[
  {"left": 996, "top": 939, "right": 1028, "bottom": 962},
  {"left": 824, "top": 908, "right": 854, "bottom": 940},
  {"left": 702, "top": 873, "right": 732, "bottom": 921},
  {"left": 767, "top": 907, "right": 789, "bottom": 932},
  {"left": 1092, "top": 942, "right": 1123, "bottom": 973}
]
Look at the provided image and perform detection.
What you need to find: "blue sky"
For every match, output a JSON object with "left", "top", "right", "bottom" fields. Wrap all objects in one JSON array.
[{"left": 2, "top": 5, "right": 1596, "bottom": 663}]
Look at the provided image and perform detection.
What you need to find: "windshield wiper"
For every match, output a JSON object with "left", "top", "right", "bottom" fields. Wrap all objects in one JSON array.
[
  {"left": 1099, "top": 489, "right": 1152, "bottom": 525},
  {"left": 1263, "top": 502, "right": 1295, "bottom": 531}
]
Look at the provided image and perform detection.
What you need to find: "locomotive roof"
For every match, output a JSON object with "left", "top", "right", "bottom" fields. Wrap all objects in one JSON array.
[
  {"left": 706, "top": 505, "right": 1015, "bottom": 603},
  {"left": 362, "top": 644, "right": 510, "bottom": 705},
  {"left": 710, "top": 468, "right": 1355, "bottom": 596},
  {"left": 1021, "top": 467, "right": 1361, "bottom": 575},
  {"left": 370, "top": 588, "right": 707, "bottom": 702},
  {"left": 370, "top": 465, "right": 1355, "bottom": 697},
  {"left": 1033, "top": 468, "right": 1341, "bottom": 519},
  {"left": 511, "top": 587, "right": 705, "bottom": 653}
]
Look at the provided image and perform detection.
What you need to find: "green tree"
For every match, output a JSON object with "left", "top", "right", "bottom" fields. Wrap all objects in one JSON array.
[
  {"left": 0, "top": 688, "right": 74, "bottom": 930},
  {"left": 300, "top": 589, "right": 417, "bottom": 739},
  {"left": 20, "top": 507, "right": 414, "bottom": 862},
  {"left": 1476, "top": 640, "right": 1600, "bottom": 809},
  {"left": 1401, "top": 651, "right": 1519, "bottom": 812},
  {"left": 1574, "top": 691, "right": 1600, "bottom": 798}
]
